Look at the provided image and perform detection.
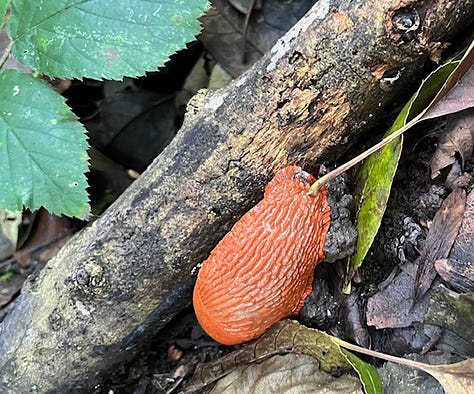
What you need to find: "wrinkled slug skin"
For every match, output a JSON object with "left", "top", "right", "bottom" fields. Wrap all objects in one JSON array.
[{"left": 193, "top": 166, "right": 331, "bottom": 345}]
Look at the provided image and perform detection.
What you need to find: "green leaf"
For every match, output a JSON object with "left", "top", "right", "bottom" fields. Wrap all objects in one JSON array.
[
  {"left": 407, "top": 61, "right": 460, "bottom": 120},
  {"left": 8, "top": 0, "right": 209, "bottom": 80},
  {"left": 350, "top": 125, "right": 403, "bottom": 270},
  {"left": 334, "top": 336, "right": 474, "bottom": 394},
  {"left": 340, "top": 348, "right": 383, "bottom": 394},
  {"left": 0, "top": 69, "right": 89, "bottom": 218},
  {"left": 351, "top": 60, "right": 460, "bottom": 269},
  {"left": 0, "top": 0, "right": 9, "bottom": 26}
]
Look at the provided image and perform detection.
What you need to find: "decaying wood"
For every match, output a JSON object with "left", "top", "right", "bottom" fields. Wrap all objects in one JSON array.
[{"left": 0, "top": 0, "right": 472, "bottom": 391}]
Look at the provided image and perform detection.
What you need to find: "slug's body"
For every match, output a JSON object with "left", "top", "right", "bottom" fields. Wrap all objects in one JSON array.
[{"left": 193, "top": 166, "right": 331, "bottom": 345}]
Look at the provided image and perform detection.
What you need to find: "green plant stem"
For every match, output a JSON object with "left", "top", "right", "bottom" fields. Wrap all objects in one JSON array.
[
  {"left": 335, "top": 337, "right": 438, "bottom": 373},
  {"left": 308, "top": 116, "right": 419, "bottom": 197},
  {"left": 0, "top": 38, "right": 13, "bottom": 69},
  {"left": 308, "top": 39, "right": 473, "bottom": 198}
]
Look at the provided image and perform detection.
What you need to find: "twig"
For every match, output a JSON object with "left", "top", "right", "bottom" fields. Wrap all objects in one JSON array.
[
  {"left": 241, "top": 0, "right": 257, "bottom": 64},
  {"left": 308, "top": 116, "right": 419, "bottom": 196}
]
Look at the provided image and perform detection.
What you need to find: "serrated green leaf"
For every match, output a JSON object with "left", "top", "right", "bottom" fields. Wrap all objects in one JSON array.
[
  {"left": 351, "top": 60, "right": 460, "bottom": 269},
  {"left": 8, "top": 0, "right": 209, "bottom": 80},
  {"left": 340, "top": 348, "right": 383, "bottom": 394},
  {"left": 0, "top": 69, "right": 89, "bottom": 218}
]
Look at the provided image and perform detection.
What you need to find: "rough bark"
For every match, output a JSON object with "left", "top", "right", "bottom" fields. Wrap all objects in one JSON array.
[{"left": 0, "top": 0, "right": 472, "bottom": 392}]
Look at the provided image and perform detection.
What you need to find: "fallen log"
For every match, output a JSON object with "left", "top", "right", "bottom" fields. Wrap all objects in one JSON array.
[{"left": 0, "top": 0, "right": 472, "bottom": 391}]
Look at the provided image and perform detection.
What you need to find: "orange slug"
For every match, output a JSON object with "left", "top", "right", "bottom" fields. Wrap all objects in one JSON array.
[{"left": 193, "top": 166, "right": 331, "bottom": 345}]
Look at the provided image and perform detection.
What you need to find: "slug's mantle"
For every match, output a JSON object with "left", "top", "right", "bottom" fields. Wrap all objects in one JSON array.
[{"left": 193, "top": 166, "right": 331, "bottom": 345}]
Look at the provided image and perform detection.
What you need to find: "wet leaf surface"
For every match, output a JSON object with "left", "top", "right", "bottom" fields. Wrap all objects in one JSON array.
[{"left": 351, "top": 133, "right": 403, "bottom": 270}]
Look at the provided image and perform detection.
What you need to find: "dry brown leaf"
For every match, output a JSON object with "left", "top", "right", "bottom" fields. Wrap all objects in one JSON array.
[
  {"left": 14, "top": 208, "right": 74, "bottom": 267},
  {"left": 435, "top": 258, "right": 474, "bottom": 293},
  {"left": 435, "top": 189, "right": 474, "bottom": 292},
  {"left": 336, "top": 337, "right": 474, "bottom": 394},
  {"left": 425, "top": 63, "right": 474, "bottom": 120},
  {"left": 367, "top": 188, "right": 467, "bottom": 327},
  {"left": 431, "top": 109, "right": 474, "bottom": 178},
  {"left": 416, "top": 358, "right": 474, "bottom": 394},
  {"left": 184, "top": 320, "right": 351, "bottom": 393},
  {"left": 414, "top": 188, "right": 466, "bottom": 303},
  {"left": 0, "top": 210, "right": 21, "bottom": 260},
  {"left": 209, "top": 353, "right": 362, "bottom": 394},
  {"left": 366, "top": 263, "right": 430, "bottom": 329}
]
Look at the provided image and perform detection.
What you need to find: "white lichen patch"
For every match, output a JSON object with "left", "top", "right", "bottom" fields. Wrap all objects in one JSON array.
[{"left": 204, "top": 90, "right": 227, "bottom": 112}]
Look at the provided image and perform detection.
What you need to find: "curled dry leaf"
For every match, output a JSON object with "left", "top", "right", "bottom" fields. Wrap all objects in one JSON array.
[
  {"left": 341, "top": 292, "right": 371, "bottom": 348},
  {"left": 14, "top": 208, "right": 74, "bottom": 267},
  {"left": 424, "top": 60, "right": 474, "bottom": 121},
  {"left": 435, "top": 258, "right": 474, "bottom": 293},
  {"left": 338, "top": 337, "right": 474, "bottom": 394},
  {"left": 430, "top": 109, "right": 474, "bottom": 179}
]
